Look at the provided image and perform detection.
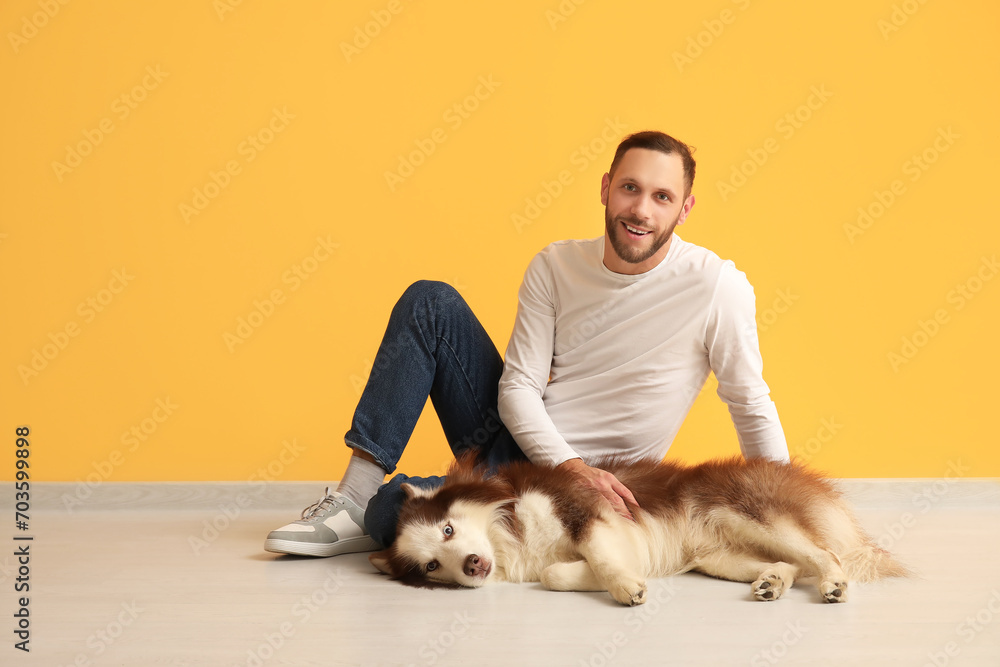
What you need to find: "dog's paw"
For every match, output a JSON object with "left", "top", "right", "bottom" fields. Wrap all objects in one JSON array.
[
  {"left": 820, "top": 580, "right": 848, "bottom": 603},
  {"left": 752, "top": 573, "right": 786, "bottom": 602},
  {"left": 608, "top": 578, "right": 647, "bottom": 606}
]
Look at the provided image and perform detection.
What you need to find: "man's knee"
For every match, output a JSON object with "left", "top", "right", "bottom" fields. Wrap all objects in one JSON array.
[
  {"left": 395, "top": 280, "right": 463, "bottom": 323},
  {"left": 401, "top": 280, "right": 459, "bottom": 305}
]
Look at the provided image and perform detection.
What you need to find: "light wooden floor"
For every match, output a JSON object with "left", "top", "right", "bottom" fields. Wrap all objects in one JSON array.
[{"left": 12, "top": 479, "right": 1000, "bottom": 666}]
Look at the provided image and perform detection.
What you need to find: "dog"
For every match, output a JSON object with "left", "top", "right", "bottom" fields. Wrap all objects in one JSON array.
[{"left": 369, "top": 455, "right": 909, "bottom": 605}]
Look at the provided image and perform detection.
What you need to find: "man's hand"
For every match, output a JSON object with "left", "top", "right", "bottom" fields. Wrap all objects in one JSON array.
[{"left": 557, "top": 458, "right": 640, "bottom": 521}]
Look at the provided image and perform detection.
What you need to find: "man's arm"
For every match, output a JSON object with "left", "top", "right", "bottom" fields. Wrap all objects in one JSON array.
[
  {"left": 497, "top": 251, "right": 578, "bottom": 466},
  {"left": 497, "top": 251, "right": 639, "bottom": 518},
  {"left": 705, "top": 263, "right": 790, "bottom": 462}
]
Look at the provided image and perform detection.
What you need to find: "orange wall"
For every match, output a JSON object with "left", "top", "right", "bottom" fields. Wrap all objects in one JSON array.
[{"left": 2, "top": 0, "right": 998, "bottom": 481}]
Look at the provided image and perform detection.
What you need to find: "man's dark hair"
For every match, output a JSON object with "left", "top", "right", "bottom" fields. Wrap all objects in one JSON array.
[{"left": 608, "top": 131, "right": 696, "bottom": 198}]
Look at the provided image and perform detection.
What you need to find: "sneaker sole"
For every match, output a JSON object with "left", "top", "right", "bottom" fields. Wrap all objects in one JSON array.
[{"left": 264, "top": 535, "right": 379, "bottom": 557}]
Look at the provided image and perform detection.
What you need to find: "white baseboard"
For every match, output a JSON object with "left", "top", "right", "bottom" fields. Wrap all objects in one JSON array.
[
  {"left": 25, "top": 481, "right": 331, "bottom": 512},
  {"left": 16, "top": 478, "right": 1000, "bottom": 512}
]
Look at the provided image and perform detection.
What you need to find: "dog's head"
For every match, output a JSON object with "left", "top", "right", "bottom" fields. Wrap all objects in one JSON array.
[{"left": 369, "top": 458, "right": 516, "bottom": 589}]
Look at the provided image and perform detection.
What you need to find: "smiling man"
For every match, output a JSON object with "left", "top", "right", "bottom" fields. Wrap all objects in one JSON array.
[
  {"left": 602, "top": 140, "right": 694, "bottom": 273},
  {"left": 496, "top": 132, "right": 788, "bottom": 519},
  {"left": 264, "top": 131, "right": 789, "bottom": 557}
]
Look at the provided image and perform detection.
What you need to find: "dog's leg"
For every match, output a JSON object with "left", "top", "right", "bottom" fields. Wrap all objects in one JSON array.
[
  {"left": 540, "top": 560, "right": 604, "bottom": 592},
  {"left": 762, "top": 532, "right": 848, "bottom": 603},
  {"left": 577, "top": 521, "right": 647, "bottom": 606},
  {"left": 693, "top": 551, "right": 799, "bottom": 601},
  {"left": 716, "top": 512, "right": 850, "bottom": 603}
]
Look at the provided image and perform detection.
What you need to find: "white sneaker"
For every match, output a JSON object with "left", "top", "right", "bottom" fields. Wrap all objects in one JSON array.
[{"left": 264, "top": 488, "right": 378, "bottom": 557}]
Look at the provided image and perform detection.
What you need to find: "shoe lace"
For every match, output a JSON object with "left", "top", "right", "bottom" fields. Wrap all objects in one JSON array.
[{"left": 301, "top": 487, "right": 340, "bottom": 521}]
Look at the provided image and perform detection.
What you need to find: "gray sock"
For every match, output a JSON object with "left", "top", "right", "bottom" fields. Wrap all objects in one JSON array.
[{"left": 336, "top": 454, "right": 386, "bottom": 511}]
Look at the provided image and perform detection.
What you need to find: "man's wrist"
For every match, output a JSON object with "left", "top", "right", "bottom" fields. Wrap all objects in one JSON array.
[{"left": 556, "top": 457, "right": 586, "bottom": 471}]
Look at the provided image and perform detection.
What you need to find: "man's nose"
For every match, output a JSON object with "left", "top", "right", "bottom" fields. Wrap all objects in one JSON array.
[{"left": 630, "top": 196, "right": 651, "bottom": 221}]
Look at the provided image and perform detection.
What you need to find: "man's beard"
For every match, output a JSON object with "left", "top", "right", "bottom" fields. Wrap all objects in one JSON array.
[{"left": 604, "top": 207, "right": 679, "bottom": 265}]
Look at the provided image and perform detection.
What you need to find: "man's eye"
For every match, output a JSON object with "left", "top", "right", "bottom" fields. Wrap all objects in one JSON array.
[
  {"left": 443, "top": 524, "right": 454, "bottom": 537},
  {"left": 624, "top": 184, "right": 637, "bottom": 191}
]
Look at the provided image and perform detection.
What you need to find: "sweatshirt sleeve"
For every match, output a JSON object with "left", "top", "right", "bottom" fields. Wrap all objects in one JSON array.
[
  {"left": 497, "top": 251, "right": 581, "bottom": 466},
  {"left": 705, "top": 263, "right": 790, "bottom": 462}
]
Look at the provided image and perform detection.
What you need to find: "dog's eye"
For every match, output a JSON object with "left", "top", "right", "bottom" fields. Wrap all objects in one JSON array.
[
  {"left": 427, "top": 560, "right": 439, "bottom": 572},
  {"left": 443, "top": 524, "right": 454, "bottom": 537}
]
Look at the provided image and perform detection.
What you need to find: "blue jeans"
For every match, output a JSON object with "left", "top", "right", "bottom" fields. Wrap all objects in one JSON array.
[{"left": 345, "top": 280, "right": 528, "bottom": 547}]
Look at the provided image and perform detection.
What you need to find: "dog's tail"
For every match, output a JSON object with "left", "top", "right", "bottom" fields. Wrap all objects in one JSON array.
[{"left": 839, "top": 542, "right": 912, "bottom": 582}]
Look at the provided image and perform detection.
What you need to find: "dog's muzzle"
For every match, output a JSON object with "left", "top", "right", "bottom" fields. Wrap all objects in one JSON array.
[{"left": 464, "top": 554, "right": 492, "bottom": 578}]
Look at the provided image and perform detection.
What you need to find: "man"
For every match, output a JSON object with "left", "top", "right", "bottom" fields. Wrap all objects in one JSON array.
[{"left": 264, "top": 131, "right": 788, "bottom": 557}]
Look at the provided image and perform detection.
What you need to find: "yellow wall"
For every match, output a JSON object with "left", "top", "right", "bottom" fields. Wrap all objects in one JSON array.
[{"left": 2, "top": 1, "right": 998, "bottom": 482}]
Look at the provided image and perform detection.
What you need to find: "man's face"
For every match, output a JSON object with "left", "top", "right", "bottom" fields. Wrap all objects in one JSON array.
[{"left": 601, "top": 148, "right": 695, "bottom": 275}]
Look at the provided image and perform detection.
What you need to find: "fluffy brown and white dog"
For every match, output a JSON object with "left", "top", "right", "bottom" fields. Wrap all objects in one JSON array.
[{"left": 369, "top": 456, "right": 909, "bottom": 605}]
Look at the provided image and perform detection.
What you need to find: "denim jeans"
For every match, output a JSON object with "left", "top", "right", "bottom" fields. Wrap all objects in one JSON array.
[{"left": 345, "top": 280, "right": 528, "bottom": 547}]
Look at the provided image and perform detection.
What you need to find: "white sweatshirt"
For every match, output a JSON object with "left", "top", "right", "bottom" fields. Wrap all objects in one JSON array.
[{"left": 497, "top": 235, "right": 789, "bottom": 467}]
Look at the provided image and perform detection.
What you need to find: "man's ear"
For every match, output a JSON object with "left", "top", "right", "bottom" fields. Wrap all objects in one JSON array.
[
  {"left": 401, "top": 483, "right": 437, "bottom": 501},
  {"left": 600, "top": 172, "right": 611, "bottom": 206},
  {"left": 677, "top": 194, "right": 695, "bottom": 224},
  {"left": 369, "top": 550, "right": 395, "bottom": 576}
]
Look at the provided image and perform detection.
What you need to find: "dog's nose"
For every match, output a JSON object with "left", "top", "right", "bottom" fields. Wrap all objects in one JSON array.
[{"left": 464, "top": 554, "right": 489, "bottom": 577}]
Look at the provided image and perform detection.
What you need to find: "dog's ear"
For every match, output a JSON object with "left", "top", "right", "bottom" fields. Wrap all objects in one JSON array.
[
  {"left": 401, "top": 483, "right": 438, "bottom": 501},
  {"left": 446, "top": 450, "right": 486, "bottom": 483},
  {"left": 369, "top": 550, "right": 395, "bottom": 576}
]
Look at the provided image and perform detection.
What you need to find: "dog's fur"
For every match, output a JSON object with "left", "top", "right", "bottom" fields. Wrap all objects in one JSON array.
[{"left": 369, "top": 456, "right": 909, "bottom": 605}]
